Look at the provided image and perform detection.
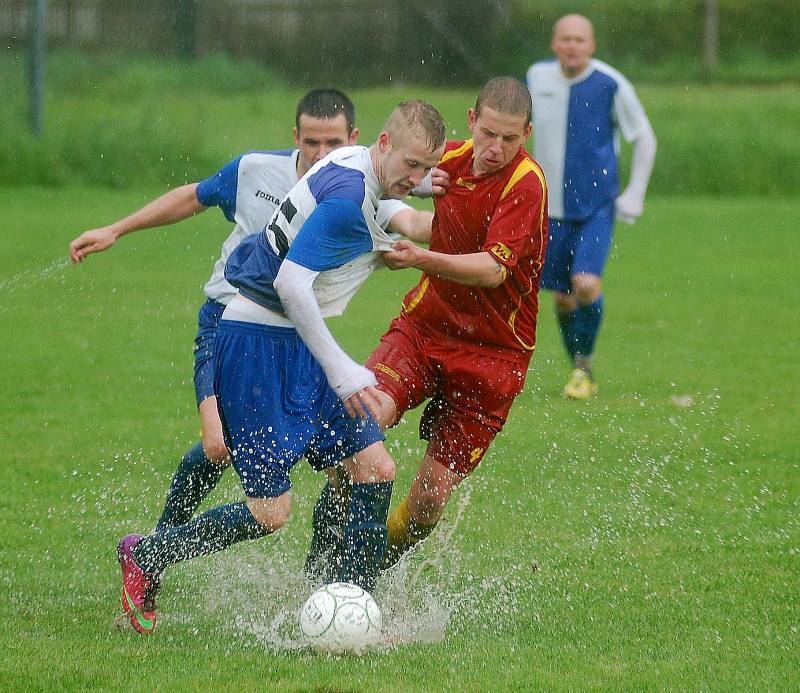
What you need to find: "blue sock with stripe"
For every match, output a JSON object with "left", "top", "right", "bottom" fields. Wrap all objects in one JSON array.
[
  {"left": 338, "top": 481, "right": 393, "bottom": 592},
  {"left": 133, "top": 501, "right": 268, "bottom": 574},
  {"left": 155, "top": 441, "right": 227, "bottom": 531},
  {"left": 573, "top": 296, "right": 604, "bottom": 364},
  {"left": 557, "top": 308, "right": 578, "bottom": 362}
]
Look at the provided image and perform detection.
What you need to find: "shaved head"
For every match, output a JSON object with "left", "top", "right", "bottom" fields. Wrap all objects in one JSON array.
[
  {"left": 553, "top": 13, "right": 594, "bottom": 40},
  {"left": 551, "top": 13, "right": 596, "bottom": 77}
]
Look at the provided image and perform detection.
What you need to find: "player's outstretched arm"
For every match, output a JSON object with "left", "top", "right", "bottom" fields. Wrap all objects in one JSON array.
[
  {"left": 387, "top": 209, "right": 434, "bottom": 244},
  {"left": 69, "top": 183, "right": 206, "bottom": 263},
  {"left": 383, "top": 240, "right": 505, "bottom": 288}
]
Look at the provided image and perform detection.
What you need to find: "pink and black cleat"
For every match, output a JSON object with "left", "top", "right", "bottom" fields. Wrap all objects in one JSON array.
[{"left": 117, "top": 534, "right": 159, "bottom": 634}]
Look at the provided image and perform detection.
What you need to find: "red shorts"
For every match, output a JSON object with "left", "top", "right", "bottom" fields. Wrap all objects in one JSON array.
[{"left": 365, "top": 316, "right": 529, "bottom": 477}]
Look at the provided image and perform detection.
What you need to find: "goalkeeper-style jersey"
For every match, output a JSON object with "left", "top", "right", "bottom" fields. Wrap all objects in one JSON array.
[
  {"left": 525, "top": 58, "right": 651, "bottom": 221},
  {"left": 225, "top": 145, "right": 403, "bottom": 317}
]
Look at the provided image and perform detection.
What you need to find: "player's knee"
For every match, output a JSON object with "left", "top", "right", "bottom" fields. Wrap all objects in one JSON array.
[
  {"left": 246, "top": 494, "right": 291, "bottom": 531},
  {"left": 348, "top": 443, "right": 395, "bottom": 484},
  {"left": 572, "top": 273, "right": 602, "bottom": 303}
]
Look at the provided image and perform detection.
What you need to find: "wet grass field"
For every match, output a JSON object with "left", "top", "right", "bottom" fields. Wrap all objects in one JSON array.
[{"left": 1, "top": 187, "right": 797, "bottom": 690}]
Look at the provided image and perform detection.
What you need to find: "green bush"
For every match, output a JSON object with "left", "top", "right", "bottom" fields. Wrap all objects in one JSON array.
[{"left": 2, "top": 50, "right": 798, "bottom": 196}]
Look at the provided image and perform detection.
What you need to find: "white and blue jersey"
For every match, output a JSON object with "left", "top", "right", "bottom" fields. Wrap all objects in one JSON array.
[
  {"left": 190, "top": 148, "right": 407, "bottom": 405},
  {"left": 526, "top": 58, "right": 651, "bottom": 221},
  {"left": 215, "top": 145, "right": 398, "bottom": 498},
  {"left": 225, "top": 145, "right": 399, "bottom": 317},
  {"left": 197, "top": 149, "right": 299, "bottom": 305}
]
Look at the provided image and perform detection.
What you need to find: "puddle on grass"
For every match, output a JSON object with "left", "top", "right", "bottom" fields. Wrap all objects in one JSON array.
[{"left": 185, "top": 477, "right": 535, "bottom": 653}]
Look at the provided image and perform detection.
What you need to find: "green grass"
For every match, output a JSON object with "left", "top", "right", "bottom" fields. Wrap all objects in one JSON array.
[
  {"left": 0, "top": 186, "right": 797, "bottom": 691},
  {"left": 2, "top": 50, "right": 800, "bottom": 195}
]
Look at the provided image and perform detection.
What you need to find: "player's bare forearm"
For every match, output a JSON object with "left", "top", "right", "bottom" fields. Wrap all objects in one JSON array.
[
  {"left": 387, "top": 209, "right": 433, "bottom": 244},
  {"left": 69, "top": 183, "right": 205, "bottom": 263},
  {"left": 383, "top": 240, "right": 504, "bottom": 288}
]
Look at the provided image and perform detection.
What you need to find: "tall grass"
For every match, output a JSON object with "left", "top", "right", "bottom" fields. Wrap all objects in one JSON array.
[{"left": 1, "top": 50, "right": 799, "bottom": 195}]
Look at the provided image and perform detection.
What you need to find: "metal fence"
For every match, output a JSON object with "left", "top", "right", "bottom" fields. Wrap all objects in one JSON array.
[{"left": 1, "top": 0, "right": 500, "bottom": 85}]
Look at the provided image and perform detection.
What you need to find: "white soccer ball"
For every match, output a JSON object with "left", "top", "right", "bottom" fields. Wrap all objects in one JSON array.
[{"left": 299, "top": 582, "right": 382, "bottom": 654}]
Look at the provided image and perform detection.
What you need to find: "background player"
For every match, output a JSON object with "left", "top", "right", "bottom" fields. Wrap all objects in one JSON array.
[
  {"left": 306, "top": 77, "right": 548, "bottom": 574},
  {"left": 526, "top": 14, "right": 656, "bottom": 399},
  {"left": 69, "top": 89, "right": 439, "bottom": 539},
  {"left": 116, "top": 101, "right": 446, "bottom": 634}
]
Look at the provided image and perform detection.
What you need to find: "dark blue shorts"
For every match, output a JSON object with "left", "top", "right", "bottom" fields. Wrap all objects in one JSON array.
[
  {"left": 540, "top": 200, "right": 615, "bottom": 293},
  {"left": 193, "top": 299, "right": 226, "bottom": 406},
  {"left": 213, "top": 319, "right": 385, "bottom": 499}
]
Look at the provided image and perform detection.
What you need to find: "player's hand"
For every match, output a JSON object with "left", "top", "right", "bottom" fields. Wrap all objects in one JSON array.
[
  {"left": 202, "top": 429, "right": 231, "bottom": 464},
  {"left": 198, "top": 395, "right": 231, "bottom": 464},
  {"left": 383, "top": 239, "right": 425, "bottom": 270},
  {"left": 344, "top": 385, "right": 383, "bottom": 421},
  {"left": 615, "top": 190, "right": 644, "bottom": 225},
  {"left": 69, "top": 227, "right": 117, "bottom": 264},
  {"left": 430, "top": 167, "right": 450, "bottom": 196}
]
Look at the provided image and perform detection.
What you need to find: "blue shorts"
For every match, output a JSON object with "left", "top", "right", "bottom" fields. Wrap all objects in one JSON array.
[
  {"left": 213, "top": 319, "right": 385, "bottom": 499},
  {"left": 193, "top": 299, "right": 226, "bottom": 406},
  {"left": 540, "top": 200, "right": 615, "bottom": 293}
]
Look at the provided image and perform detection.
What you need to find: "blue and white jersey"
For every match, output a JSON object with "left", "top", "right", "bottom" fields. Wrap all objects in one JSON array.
[
  {"left": 225, "top": 145, "right": 401, "bottom": 318},
  {"left": 197, "top": 149, "right": 299, "bottom": 304},
  {"left": 526, "top": 58, "right": 651, "bottom": 221}
]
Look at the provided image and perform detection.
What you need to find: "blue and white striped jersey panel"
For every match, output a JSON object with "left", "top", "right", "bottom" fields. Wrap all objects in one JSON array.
[
  {"left": 228, "top": 145, "right": 399, "bottom": 318},
  {"left": 526, "top": 58, "right": 650, "bottom": 220},
  {"left": 198, "top": 149, "right": 299, "bottom": 304}
]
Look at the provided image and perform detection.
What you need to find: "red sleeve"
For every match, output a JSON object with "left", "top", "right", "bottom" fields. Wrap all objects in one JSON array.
[{"left": 484, "top": 160, "right": 548, "bottom": 270}]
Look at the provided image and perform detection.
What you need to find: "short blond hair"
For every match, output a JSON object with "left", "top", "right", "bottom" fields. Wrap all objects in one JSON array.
[{"left": 383, "top": 100, "right": 446, "bottom": 152}]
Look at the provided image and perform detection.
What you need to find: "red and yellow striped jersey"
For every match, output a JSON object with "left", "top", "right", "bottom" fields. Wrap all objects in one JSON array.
[{"left": 401, "top": 139, "right": 548, "bottom": 360}]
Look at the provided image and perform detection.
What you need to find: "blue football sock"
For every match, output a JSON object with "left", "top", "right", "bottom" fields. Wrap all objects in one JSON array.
[
  {"left": 338, "top": 481, "right": 393, "bottom": 592},
  {"left": 557, "top": 308, "right": 578, "bottom": 362},
  {"left": 133, "top": 501, "right": 268, "bottom": 574},
  {"left": 304, "top": 475, "right": 351, "bottom": 579},
  {"left": 155, "top": 441, "right": 227, "bottom": 532},
  {"left": 573, "top": 296, "right": 604, "bottom": 366}
]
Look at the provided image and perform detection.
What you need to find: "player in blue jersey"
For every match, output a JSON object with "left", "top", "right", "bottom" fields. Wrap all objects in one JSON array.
[
  {"left": 69, "top": 91, "right": 440, "bottom": 571},
  {"left": 113, "top": 100, "right": 446, "bottom": 634},
  {"left": 526, "top": 14, "right": 656, "bottom": 398}
]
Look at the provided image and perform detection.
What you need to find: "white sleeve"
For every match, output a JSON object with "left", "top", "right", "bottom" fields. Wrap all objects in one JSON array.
[
  {"left": 613, "top": 77, "right": 650, "bottom": 144},
  {"left": 273, "top": 259, "right": 377, "bottom": 401},
  {"left": 410, "top": 168, "right": 435, "bottom": 197},
  {"left": 375, "top": 199, "right": 411, "bottom": 230}
]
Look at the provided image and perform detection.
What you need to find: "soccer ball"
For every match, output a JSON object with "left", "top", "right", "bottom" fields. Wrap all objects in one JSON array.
[{"left": 299, "top": 582, "right": 382, "bottom": 654}]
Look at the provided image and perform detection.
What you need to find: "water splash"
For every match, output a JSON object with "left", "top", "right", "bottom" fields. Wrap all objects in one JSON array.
[{"left": 0, "top": 257, "right": 71, "bottom": 310}]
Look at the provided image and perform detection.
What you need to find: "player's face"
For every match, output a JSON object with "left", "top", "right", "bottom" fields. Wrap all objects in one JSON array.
[
  {"left": 294, "top": 113, "right": 359, "bottom": 177},
  {"left": 468, "top": 106, "right": 531, "bottom": 176},
  {"left": 551, "top": 16, "right": 595, "bottom": 77},
  {"left": 379, "top": 133, "right": 444, "bottom": 199}
]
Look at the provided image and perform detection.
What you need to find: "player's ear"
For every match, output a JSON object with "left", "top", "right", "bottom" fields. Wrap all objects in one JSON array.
[
  {"left": 523, "top": 122, "right": 532, "bottom": 141},
  {"left": 293, "top": 127, "right": 300, "bottom": 147},
  {"left": 467, "top": 108, "right": 478, "bottom": 132},
  {"left": 378, "top": 131, "right": 392, "bottom": 153},
  {"left": 349, "top": 127, "right": 360, "bottom": 145}
]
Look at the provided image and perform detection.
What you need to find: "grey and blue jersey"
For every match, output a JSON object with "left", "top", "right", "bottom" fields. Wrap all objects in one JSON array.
[
  {"left": 526, "top": 58, "right": 650, "bottom": 221},
  {"left": 225, "top": 145, "right": 401, "bottom": 318}
]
